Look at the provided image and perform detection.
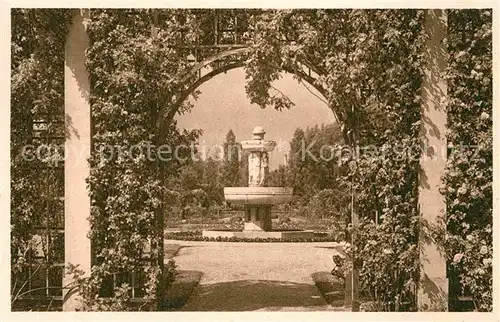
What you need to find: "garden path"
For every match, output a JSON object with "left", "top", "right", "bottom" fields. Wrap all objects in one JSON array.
[{"left": 166, "top": 240, "right": 343, "bottom": 311}]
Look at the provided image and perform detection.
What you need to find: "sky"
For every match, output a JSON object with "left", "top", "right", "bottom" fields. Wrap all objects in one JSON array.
[{"left": 175, "top": 67, "right": 336, "bottom": 169}]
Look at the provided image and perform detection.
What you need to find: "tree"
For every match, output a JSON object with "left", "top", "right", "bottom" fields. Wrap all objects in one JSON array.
[
  {"left": 221, "top": 129, "right": 241, "bottom": 187},
  {"left": 308, "top": 189, "right": 349, "bottom": 220},
  {"left": 239, "top": 149, "right": 249, "bottom": 187},
  {"left": 267, "top": 164, "right": 287, "bottom": 187},
  {"left": 286, "top": 124, "right": 344, "bottom": 206},
  {"left": 308, "top": 188, "right": 350, "bottom": 239},
  {"left": 201, "top": 156, "right": 225, "bottom": 206}
]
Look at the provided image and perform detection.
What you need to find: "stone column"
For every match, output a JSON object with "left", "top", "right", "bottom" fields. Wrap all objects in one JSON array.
[
  {"left": 418, "top": 9, "right": 448, "bottom": 311},
  {"left": 261, "top": 206, "right": 272, "bottom": 231},
  {"left": 63, "top": 9, "right": 91, "bottom": 311}
]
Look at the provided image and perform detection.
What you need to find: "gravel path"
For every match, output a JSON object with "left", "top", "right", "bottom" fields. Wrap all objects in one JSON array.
[{"left": 166, "top": 240, "right": 343, "bottom": 311}]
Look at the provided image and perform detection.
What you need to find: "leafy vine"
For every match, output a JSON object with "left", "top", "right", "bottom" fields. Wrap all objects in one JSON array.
[{"left": 441, "top": 9, "right": 492, "bottom": 311}]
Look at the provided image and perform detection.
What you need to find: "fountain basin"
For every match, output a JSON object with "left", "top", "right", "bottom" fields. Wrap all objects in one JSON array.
[{"left": 223, "top": 187, "right": 293, "bottom": 205}]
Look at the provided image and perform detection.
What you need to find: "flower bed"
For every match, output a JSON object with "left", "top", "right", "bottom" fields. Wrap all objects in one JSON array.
[{"left": 165, "top": 230, "right": 339, "bottom": 242}]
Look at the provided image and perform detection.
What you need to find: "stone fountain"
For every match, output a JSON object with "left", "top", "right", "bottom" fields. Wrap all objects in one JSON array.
[{"left": 202, "top": 126, "right": 314, "bottom": 240}]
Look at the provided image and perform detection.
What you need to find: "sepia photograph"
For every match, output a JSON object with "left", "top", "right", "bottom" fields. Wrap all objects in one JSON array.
[{"left": 6, "top": 5, "right": 496, "bottom": 317}]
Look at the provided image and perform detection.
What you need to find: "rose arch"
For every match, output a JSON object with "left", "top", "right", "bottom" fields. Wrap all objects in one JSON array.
[{"left": 14, "top": 9, "right": 458, "bottom": 312}]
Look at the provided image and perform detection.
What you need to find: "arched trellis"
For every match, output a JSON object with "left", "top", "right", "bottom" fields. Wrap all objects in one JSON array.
[
  {"left": 149, "top": 9, "right": 348, "bottom": 143},
  {"left": 156, "top": 46, "right": 342, "bottom": 143},
  {"left": 55, "top": 9, "right": 452, "bottom": 312}
]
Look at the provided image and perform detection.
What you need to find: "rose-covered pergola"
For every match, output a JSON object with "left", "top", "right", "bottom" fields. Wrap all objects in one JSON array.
[
  {"left": 11, "top": 8, "right": 492, "bottom": 312},
  {"left": 63, "top": 9, "right": 447, "bottom": 311}
]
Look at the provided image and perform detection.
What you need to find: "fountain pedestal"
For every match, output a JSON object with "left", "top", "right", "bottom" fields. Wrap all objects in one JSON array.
[{"left": 244, "top": 205, "right": 272, "bottom": 231}]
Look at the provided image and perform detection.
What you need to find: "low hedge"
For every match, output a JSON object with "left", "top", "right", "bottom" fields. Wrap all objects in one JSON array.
[{"left": 165, "top": 230, "right": 340, "bottom": 242}]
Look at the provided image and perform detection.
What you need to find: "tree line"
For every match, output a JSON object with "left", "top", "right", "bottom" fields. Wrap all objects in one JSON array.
[{"left": 169, "top": 123, "right": 349, "bottom": 222}]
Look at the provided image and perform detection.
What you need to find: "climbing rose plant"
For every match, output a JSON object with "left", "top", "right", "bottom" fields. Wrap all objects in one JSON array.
[
  {"left": 81, "top": 9, "right": 203, "bottom": 310},
  {"left": 245, "top": 9, "right": 492, "bottom": 311},
  {"left": 244, "top": 9, "right": 425, "bottom": 311},
  {"left": 11, "top": 9, "right": 73, "bottom": 309},
  {"left": 339, "top": 10, "right": 425, "bottom": 311},
  {"left": 440, "top": 9, "right": 492, "bottom": 311}
]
